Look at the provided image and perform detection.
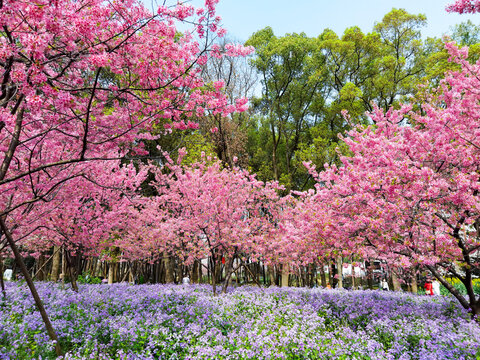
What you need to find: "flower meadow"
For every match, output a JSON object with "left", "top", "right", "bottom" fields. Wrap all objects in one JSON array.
[{"left": 0, "top": 283, "right": 479, "bottom": 360}]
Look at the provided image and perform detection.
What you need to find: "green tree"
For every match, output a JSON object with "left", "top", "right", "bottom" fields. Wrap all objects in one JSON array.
[
  {"left": 296, "top": 9, "right": 430, "bottom": 185},
  {"left": 246, "top": 9, "right": 434, "bottom": 191},
  {"left": 246, "top": 28, "right": 327, "bottom": 189},
  {"left": 451, "top": 20, "right": 480, "bottom": 45},
  {"left": 371, "top": 8, "right": 427, "bottom": 109}
]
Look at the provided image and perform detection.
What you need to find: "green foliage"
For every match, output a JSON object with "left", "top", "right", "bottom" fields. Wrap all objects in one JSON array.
[
  {"left": 423, "top": 21, "right": 480, "bottom": 87},
  {"left": 77, "top": 272, "right": 102, "bottom": 285},
  {"left": 451, "top": 20, "right": 480, "bottom": 46},
  {"left": 245, "top": 8, "right": 436, "bottom": 191},
  {"left": 440, "top": 278, "right": 480, "bottom": 296},
  {"left": 175, "top": 131, "right": 217, "bottom": 165},
  {"left": 246, "top": 28, "right": 327, "bottom": 190}
]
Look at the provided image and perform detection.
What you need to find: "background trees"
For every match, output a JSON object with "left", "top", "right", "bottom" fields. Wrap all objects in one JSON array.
[
  {"left": 246, "top": 27, "right": 325, "bottom": 189},
  {"left": 245, "top": 9, "right": 437, "bottom": 191},
  {"left": 137, "top": 156, "right": 283, "bottom": 294}
]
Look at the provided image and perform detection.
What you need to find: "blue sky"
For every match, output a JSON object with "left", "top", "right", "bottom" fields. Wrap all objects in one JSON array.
[{"left": 143, "top": 0, "right": 478, "bottom": 41}]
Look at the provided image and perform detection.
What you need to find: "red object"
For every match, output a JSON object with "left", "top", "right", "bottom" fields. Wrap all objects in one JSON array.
[
  {"left": 425, "top": 282, "right": 433, "bottom": 295},
  {"left": 221, "top": 257, "right": 225, "bottom": 264}
]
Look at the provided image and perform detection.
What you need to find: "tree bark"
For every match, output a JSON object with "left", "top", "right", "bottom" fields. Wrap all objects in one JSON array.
[
  {"left": 351, "top": 262, "right": 356, "bottom": 290},
  {"left": 0, "top": 254, "right": 5, "bottom": 298},
  {"left": 281, "top": 264, "right": 289, "bottom": 287},
  {"left": 66, "top": 252, "right": 78, "bottom": 291},
  {"left": 211, "top": 257, "right": 218, "bottom": 296},
  {"left": 0, "top": 218, "right": 63, "bottom": 357},
  {"left": 268, "top": 265, "right": 276, "bottom": 287},
  {"left": 222, "top": 256, "right": 236, "bottom": 294},
  {"left": 192, "top": 260, "right": 199, "bottom": 284},
  {"left": 214, "top": 259, "right": 222, "bottom": 285},
  {"left": 50, "top": 246, "right": 61, "bottom": 281},
  {"left": 410, "top": 268, "right": 418, "bottom": 293},
  {"left": 108, "top": 262, "right": 115, "bottom": 284},
  {"left": 336, "top": 257, "right": 343, "bottom": 289},
  {"left": 366, "top": 260, "right": 374, "bottom": 290},
  {"left": 319, "top": 263, "right": 327, "bottom": 288},
  {"left": 163, "top": 252, "right": 174, "bottom": 283},
  {"left": 328, "top": 261, "right": 334, "bottom": 287},
  {"left": 391, "top": 269, "right": 401, "bottom": 291},
  {"left": 426, "top": 265, "right": 473, "bottom": 315},
  {"left": 35, "top": 254, "right": 45, "bottom": 281}
]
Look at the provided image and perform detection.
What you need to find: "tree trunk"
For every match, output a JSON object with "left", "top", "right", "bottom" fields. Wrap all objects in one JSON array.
[
  {"left": 215, "top": 260, "right": 222, "bottom": 285},
  {"left": 336, "top": 257, "right": 343, "bottom": 289},
  {"left": 35, "top": 254, "right": 46, "bottom": 281},
  {"left": 197, "top": 260, "right": 202, "bottom": 283},
  {"left": 328, "top": 261, "right": 334, "bottom": 287},
  {"left": 262, "top": 264, "right": 267, "bottom": 285},
  {"left": 163, "top": 252, "right": 174, "bottom": 283},
  {"left": 222, "top": 256, "right": 236, "bottom": 294},
  {"left": 426, "top": 265, "right": 473, "bottom": 316},
  {"left": 351, "top": 262, "right": 356, "bottom": 290},
  {"left": 319, "top": 264, "right": 327, "bottom": 288},
  {"left": 108, "top": 262, "right": 115, "bottom": 284},
  {"left": 211, "top": 257, "right": 218, "bottom": 296},
  {"left": 242, "top": 261, "right": 262, "bottom": 288},
  {"left": 128, "top": 265, "right": 134, "bottom": 283},
  {"left": 0, "top": 219, "right": 63, "bottom": 357},
  {"left": 67, "top": 262, "right": 79, "bottom": 291},
  {"left": 192, "top": 260, "right": 199, "bottom": 284},
  {"left": 65, "top": 252, "right": 78, "bottom": 291},
  {"left": 266, "top": 265, "right": 274, "bottom": 287},
  {"left": 366, "top": 261, "right": 374, "bottom": 290},
  {"left": 50, "top": 246, "right": 61, "bottom": 282},
  {"left": 281, "top": 264, "right": 289, "bottom": 287},
  {"left": 0, "top": 254, "right": 5, "bottom": 298},
  {"left": 411, "top": 271, "right": 418, "bottom": 294},
  {"left": 60, "top": 247, "right": 66, "bottom": 289},
  {"left": 391, "top": 269, "right": 401, "bottom": 291}
]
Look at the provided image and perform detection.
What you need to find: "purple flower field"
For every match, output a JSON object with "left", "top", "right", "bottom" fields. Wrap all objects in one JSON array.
[{"left": 0, "top": 282, "right": 479, "bottom": 359}]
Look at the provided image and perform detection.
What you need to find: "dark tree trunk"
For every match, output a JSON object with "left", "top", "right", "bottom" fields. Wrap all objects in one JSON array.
[
  {"left": 328, "top": 261, "right": 334, "bottom": 287},
  {"left": 0, "top": 254, "right": 5, "bottom": 298},
  {"left": 268, "top": 265, "right": 275, "bottom": 287},
  {"left": 163, "top": 252, "right": 174, "bottom": 283},
  {"left": 0, "top": 218, "right": 63, "bottom": 357},
  {"left": 211, "top": 257, "right": 218, "bottom": 296},
  {"left": 222, "top": 256, "right": 236, "bottom": 294},
  {"left": 319, "top": 264, "right": 327, "bottom": 288},
  {"left": 35, "top": 254, "right": 46, "bottom": 281},
  {"left": 66, "top": 252, "right": 78, "bottom": 292},
  {"left": 192, "top": 260, "right": 200, "bottom": 284}
]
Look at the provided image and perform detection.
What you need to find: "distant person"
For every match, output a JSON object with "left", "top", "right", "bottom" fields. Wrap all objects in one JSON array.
[
  {"left": 182, "top": 276, "right": 190, "bottom": 285},
  {"left": 432, "top": 279, "right": 441, "bottom": 296},
  {"left": 381, "top": 278, "right": 389, "bottom": 291},
  {"left": 3, "top": 268, "right": 12, "bottom": 281},
  {"left": 424, "top": 279, "right": 434, "bottom": 296}
]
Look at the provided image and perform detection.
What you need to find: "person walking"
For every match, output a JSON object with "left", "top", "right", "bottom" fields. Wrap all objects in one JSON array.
[
  {"left": 432, "top": 279, "right": 441, "bottom": 295},
  {"left": 424, "top": 279, "right": 434, "bottom": 295},
  {"left": 381, "top": 278, "right": 389, "bottom": 291}
]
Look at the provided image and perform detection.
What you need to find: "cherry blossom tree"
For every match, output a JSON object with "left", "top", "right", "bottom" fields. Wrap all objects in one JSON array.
[
  {"left": 0, "top": 0, "right": 251, "bottom": 354},
  {"left": 447, "top": 0, "right": 480, "bottom": 13},
  {"left": 11, "top": 161, "right": 149, "bottom": 288},
  {"left": 305, "top": 39, "right": 480, "bottom": 315},
  {"left": 136, "top": 152, "right": 283, "bottom": 294}
]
